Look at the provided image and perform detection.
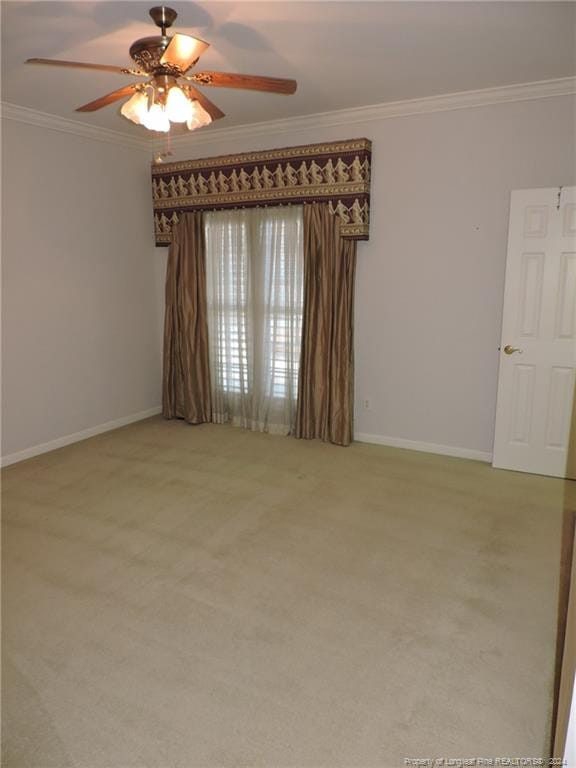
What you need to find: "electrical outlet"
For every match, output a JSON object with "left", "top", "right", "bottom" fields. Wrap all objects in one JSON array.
[{"left": 362, "top": 398, "right": 371, "bottom": 411}]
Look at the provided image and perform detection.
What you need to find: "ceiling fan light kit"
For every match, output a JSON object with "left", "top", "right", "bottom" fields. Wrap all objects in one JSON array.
[
  {"left": 25, "top": 6, "right": 297, "bottom": 135},
  {"left": 120, "top": 79, "right": 212, "bottom": 132}
]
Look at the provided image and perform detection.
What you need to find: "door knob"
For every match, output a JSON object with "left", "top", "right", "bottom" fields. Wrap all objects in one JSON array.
[{"left": 503, "top": 344, "right": 523, "bottom": 355}]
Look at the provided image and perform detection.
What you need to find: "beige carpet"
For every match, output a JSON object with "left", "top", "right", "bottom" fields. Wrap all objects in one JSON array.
[{"left": 1, "top": 417, "right": 566, "bottom": 767}]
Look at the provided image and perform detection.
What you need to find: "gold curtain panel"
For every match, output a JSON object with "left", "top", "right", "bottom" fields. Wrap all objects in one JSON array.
[{"left": 151, "top": 138, "right": 372, "bottom": 245}]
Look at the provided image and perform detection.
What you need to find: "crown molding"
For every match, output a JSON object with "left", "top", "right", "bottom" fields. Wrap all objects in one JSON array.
[
  {"left": 165, "top": 76, "right": 576, "bottom": 152},
  {"left": 0, "top": 102, "right": 150, "bottom": 152},
  {"left": 2, "top": 76, "right": 575, "bottom": 153}
]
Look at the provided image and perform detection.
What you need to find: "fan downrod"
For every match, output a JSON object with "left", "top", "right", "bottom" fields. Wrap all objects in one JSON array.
[{"left": 149, "top": 6, "right": 178, "bottom": 36}]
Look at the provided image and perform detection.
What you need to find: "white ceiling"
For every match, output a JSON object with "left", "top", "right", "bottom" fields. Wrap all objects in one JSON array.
[{"left": 2, "top": 1, "right": 575, "bottom": 135}]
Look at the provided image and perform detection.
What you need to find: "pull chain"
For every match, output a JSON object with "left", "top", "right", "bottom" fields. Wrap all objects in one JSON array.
[{"left": 152, "top": 132, "right": 173, "bottom": 165}]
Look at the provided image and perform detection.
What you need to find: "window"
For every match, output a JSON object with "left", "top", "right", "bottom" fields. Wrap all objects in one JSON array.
[{"left": 204, "top": 206, "right": 304, "bottom": 435}]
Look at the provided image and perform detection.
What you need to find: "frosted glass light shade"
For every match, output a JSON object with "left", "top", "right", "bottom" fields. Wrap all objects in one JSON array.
[
  {"left": 120, "top": 91, "right": 148, "bottom": 125},
  {"left": 120, "top": 86, "right": 213, "bottom": 133},
  {"left": 142, "top": 104, "right": 170, "bottom": 133},
  {"left": 165, "top": 86, "right": 193, "bottom": 123},
  {"left": 186, "top": 101, "right": 212, "bottom": 131}
]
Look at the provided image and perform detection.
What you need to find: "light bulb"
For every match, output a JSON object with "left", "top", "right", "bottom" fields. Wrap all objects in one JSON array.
[
  {"left": 186, "top": 101, "right": 212, "bottom": 131},
  {"left": 142, "top": 104, "right": 170, "bottom": 133},
  {"left": 165, "top": 86, "right": 193, "bottom": 123},
  {"left": 120, "top": 91, "right": 148, "bottom": 125}
]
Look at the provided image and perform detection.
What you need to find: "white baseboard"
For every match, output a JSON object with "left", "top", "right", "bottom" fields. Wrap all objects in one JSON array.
[
  {"left": 1, "top": 407, "right": 162, "bottom": 468},
  {"left": 354, "top": 431, "right": 493, "bottom": 463},
  {"left": 1, "top": 413, "right": 491, "bottom": 468}
]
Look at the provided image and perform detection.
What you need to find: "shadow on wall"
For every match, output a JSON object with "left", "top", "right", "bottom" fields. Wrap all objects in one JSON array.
[
  {"left": 552, "top": 385, "right": 576, "bottom": 757},
  {"left": 569, "top": 387, "right": 576, "bottom": 482}
]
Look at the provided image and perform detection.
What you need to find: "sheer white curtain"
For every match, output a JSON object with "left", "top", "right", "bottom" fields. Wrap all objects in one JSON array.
[{"left": 204, "top": 205, "right": 304, "bottom": 434}]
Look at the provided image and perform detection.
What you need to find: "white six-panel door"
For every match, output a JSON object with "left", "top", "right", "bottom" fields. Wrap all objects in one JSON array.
[{"left": 493, "top": 187, "right": 576, "bottom": 477}]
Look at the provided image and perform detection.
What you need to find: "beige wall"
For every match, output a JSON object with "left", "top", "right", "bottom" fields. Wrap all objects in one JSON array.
[
  {"left": 1, "top": 121, "right": 161, "bottom": 458},
  {"left": 3, "top": 93, "right": 574, "bottom": 462},
  {"left": 153, "top": 93, "right": 576, "bottom": 457}
]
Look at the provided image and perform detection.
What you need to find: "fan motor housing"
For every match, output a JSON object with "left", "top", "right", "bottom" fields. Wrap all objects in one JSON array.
[{"left": 129, "top": 36, "right": 173, "bottom": 73}]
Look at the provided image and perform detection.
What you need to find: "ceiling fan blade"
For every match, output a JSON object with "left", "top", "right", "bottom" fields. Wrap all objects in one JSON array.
[
  {"left": 26, "top": 58, "right": 142, "bottom": 75},
  {"left": 182, "top": 85, "right": 225, "bottom": 121},
  {"left": 160, "top": 33, "right": 209, "bottom": 73},
  {"left": 188, "top": 71, "right": 297, "bottom": 95},
  {"left": 75, "top": 84, "right": 141, "bottom": 112}
]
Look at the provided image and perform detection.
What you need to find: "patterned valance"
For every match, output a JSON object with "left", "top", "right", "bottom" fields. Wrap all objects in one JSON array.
[{"left": 151, "top": 138, "right": 372, "bottom": 245}]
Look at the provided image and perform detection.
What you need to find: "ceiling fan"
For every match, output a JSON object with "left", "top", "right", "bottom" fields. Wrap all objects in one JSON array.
[{"left": 25, "top": 5, "right": 298, "bottom": 133}]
